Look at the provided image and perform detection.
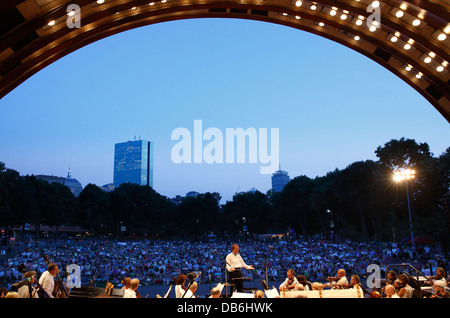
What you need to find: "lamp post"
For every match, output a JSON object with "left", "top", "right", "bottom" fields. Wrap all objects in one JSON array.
[
  {"left": 326, "top": 209, "right": 334, "bottom": 242},
  {"left": 394, "top": 169, "right": 416, "bottom": 252}
]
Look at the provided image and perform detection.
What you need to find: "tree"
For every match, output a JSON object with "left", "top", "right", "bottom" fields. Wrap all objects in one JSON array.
[
  {"left": 222, "top": 191, "right": 272, "bottom": 235},
  {"left": 78, "top": 183, "right": 112, "bottom": 234}
]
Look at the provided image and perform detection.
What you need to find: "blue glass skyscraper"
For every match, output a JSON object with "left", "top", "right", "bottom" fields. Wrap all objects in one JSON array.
[{"left": 113, "top": 139, "right": 154, "bottom": 188}]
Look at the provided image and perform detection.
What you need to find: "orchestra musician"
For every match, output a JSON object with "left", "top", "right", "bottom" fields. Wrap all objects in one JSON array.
[
  {"left": 324, "top": 269, "right": 348, "bottom": 289},
  {"left": 425, "top": 267, "right": 447, "bottom": 286},
  {"left": 182, "top": 281, "right": 198, "bottom": 298},
  {"left": 38, "top": 263, "right": 59, "bottom": 298},
  {"left": 226, "top": 244, "right": 254, "bottom": 293},
  {"left": 17, "top": 271, "right": 39, "bottom": 298},
  {"left": 333, "top": 274, "right": 360, "bottom": 289},
  {"left": 430, "top": 280, "right": 450, "bottom": 298},
  {"left": 175, "top": 273, "right": 188, "bottom": 298},
  {"left": 394, "top": 274, "right": 413, "bottom": 298},
  {"left": 123, "top": 278, "right": 140, "bottom": 298},
  {"left": 121, "top": 277, "right": 131, "bottom": 290},
  {"left": 279, "top": 269, "right": 298, "bottom": 292}
]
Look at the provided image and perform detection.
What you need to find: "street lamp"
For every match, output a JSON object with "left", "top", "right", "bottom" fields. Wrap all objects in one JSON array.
[{"left": 393, "top": 169, "right": 416, "bottom": 252}]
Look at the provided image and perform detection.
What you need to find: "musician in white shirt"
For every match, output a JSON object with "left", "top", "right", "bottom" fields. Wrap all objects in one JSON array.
[
  {"left": 123, "top": 278, "right": 140, "bottom": 298},
  {"left": 17, "top": 271, "right": 39, "bottom": 298},
  {"left": 182, "top": 282, "right": 198, "bottom": 298},
  {"left": 324, "top": 269, "right": 348, "bottom": 289},
  {"left": 39, "top": 263, "right": 59, "bottom": 298},
  {"left": 279, "top": 269, "right": 298, "bottom": 292},
  {"left": 226, "top": 244, "right": 254, "bottom": 292}
]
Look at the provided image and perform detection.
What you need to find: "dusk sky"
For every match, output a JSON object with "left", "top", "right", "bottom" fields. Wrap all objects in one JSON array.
[{"left": 0, "top": 18, "right": 448, "bottom": 203}]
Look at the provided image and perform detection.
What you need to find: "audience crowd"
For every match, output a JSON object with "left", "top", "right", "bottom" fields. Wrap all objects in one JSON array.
[{"left": 0, "top": 237, "right": 448, "bottom": 298}]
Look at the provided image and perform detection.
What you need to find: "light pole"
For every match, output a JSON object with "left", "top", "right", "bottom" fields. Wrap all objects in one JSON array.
[{"left": 394, "top": 169, "right": 416, "bottom": 252}]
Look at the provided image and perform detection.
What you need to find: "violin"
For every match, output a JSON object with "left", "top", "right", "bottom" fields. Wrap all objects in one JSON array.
[{"left": 286, "top": 278, "right": 295, "bottom": 290}]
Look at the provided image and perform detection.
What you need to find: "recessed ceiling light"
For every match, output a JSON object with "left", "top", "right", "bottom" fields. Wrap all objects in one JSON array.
[
  {"left": 330, "top": 10, "right": 336, "bottom": 16},
  {"left": 97, "top": 0, "right": 105, "bottom": 4},
  {"left": 390, "top": 36, "right": 398, "bottom": 42},
  {"left": 47, "top": 20, "right": 55, "bottom": 26},
  {"left": 404, "top": 43, "right": 411, "bottom": 50},
  {"left": 372, "top": 1, "right": 380, "bottom": 8},
  {"left": 437, "top": 33, "right": 447, "bottom": 41},
  {"left": 295, "top": 1, "right": 302, "bottom": 7},
  {"left": 340, "top": 14, "right": 347, "bottom": 20},
  {"left": 436, "top": 65, "right": 444, "bottom": 72},
  {"left": 395, "top": 11, "right": 404, "bottom": 18},
  {"left": 424, "top": 57, "right": 432, "bottom": 63},
  {"left": 354, "top": 35, "right": 360, "bottom": 41},
  {"left": 310, "top": 4, "right": 317, "bottom": 10},
  {"left": 412, "top": 19, "right": 421, "bottom": 26}
]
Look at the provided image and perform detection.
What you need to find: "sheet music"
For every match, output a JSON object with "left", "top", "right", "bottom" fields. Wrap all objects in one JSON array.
[{"left": 264, "top": 288, "right": 280, "bottom": 298}]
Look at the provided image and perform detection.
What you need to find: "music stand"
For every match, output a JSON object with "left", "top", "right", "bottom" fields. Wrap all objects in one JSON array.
[{"left": 264, "top": 246, "right": 274, "bottom": 286}]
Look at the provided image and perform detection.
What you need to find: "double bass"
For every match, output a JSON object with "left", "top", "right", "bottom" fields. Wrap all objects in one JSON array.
[{"left": 43, "top": 254, "right": 70, "bottom": 298}]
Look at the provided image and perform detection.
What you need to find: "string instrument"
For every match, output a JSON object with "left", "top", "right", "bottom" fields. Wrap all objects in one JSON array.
[
  {"left": 43, "top": 254, "right": 70, "bottom": 298},
  {"left": 285, "top": 278, "right": 296, "bottom": 290},
  {"left": 17, "top": 263, "right": 52, "bottom": 298}
]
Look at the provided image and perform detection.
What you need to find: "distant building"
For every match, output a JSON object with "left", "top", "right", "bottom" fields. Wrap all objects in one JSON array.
[
  {"left": 271, "top": 168, "right": 290, "bottom": 192},
  {"left": 170, "top": 195, "right": 183, "bottom": 205},
  {"left": 35, "top": 168, "right": 83, "bottom": 197},
  {"left": 100, "top": 183, "right": 115, "bottom": 192},
  {"left": 248, "top": 187, "right": 258, "bottom": 193},
  {"left": 113, "top": 139, "right": 154, "bottom": 188},
  {"left": 65, "top": 168, "right": 83, "bottom": 197},
  {"left": 186, "top": 191, "right": 199, "bottom": 197}
]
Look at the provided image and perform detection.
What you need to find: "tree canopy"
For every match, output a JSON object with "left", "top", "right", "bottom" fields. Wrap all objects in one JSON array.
[{"left": 1, "top": 138, "right": 449, "bottom": 248}]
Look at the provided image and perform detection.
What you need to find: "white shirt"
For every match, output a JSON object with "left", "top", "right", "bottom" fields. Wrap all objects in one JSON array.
[
  {"left": 18, "top": 284, "right": 39, "bottom": 298},
  {"left": 294, "top": 283, "right": 309, "bottom": 291},
  {"left": 123, "top": 289, "right": 137, "bottom": 298},
  {"left": 175, "top": 284, "right": 185, "bottom": 298},
  {"left": 182, "top": 289, "right": 195, "bottom": 298},
  {"left": 38, "top": 271, "right": 55, "bottom": 298},
  {"left": 280, "top": 277, "right": 298, "bottom": 290},
  {"left": 226, "top": 252, "right": 251, "bottom": 272},
  {"left": 328, "top": 276, "right": 348, "bottom": 289},
  {"left": 400, "top": 285, "right": 413, "bottom": 298}
]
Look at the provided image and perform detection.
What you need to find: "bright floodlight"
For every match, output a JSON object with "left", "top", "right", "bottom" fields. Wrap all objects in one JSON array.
[{"left": 394, "top": 169, "right": 415, "bottom": 181}]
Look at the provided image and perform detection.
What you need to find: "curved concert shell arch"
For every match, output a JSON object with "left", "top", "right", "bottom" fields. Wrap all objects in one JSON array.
[{"left": 0, "top": 0, "right": 449, "bottom": 121}]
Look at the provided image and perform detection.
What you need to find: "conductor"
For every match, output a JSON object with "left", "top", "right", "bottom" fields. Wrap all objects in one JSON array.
[{"left": 226, "top": 244, "right": 254, "bottom": 292}]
